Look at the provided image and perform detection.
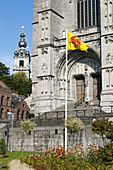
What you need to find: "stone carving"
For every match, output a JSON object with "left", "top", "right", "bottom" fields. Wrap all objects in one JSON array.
[
  {"left": 106, "top": 53, "right": 113, "bottom": 64},
  {"left": 41, "top": 48, "right": 48, "bottom": 55},
  {"left": 41, "top": 63, "right": 48, "bottom": 73},
  {"left": 41, "top": 12, "right": 48, "bottom": 19},
  {"left": 105, "top": 36, "right": 113, "bottom": 44},
  {"left": 41, "top": 12, "right": 49, "bottom": 40}
]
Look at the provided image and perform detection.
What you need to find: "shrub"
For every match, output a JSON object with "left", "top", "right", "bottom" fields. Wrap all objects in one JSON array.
[
  {"left": 65, "top": 117, "right": 84, "bottom": 133},
  {"left": 21, "top": 120, "right": 36, "bottom": 135},
  {"left": 97, "top": 142, "right": 113, "bottom": 165},
  {"left": 0, "top": 138, "right": 7, "bottom": 156}
]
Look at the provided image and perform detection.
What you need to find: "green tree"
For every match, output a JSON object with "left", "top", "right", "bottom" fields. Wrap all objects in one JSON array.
[
  {"left": 12, "top": 72, "right": 32, "bottom": 97},
  {"left": 0, "top": 138, "right": 7, "bottom": 156},
  {"left": 21, "top": 120, "right": 36, "bottom": 135},
  {"left": 91, "top": 117, "right": 113, "bottom": 165},
  {"left": 0, "top": 62, "right": 10, "bottom": 77},
  {"left": 21, "top": 120, "right": 36, "bottom": 151},
  {"left": 91, "top": 117, "right": 113, "bottom": 142},
  {"left": 1, "top": 72, "right": 32, "bottom": 97}
]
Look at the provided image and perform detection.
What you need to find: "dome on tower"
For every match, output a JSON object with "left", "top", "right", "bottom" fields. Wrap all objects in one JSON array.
[
  {"left": 14, "top": 48, "right": 19, "bottom": 56},
  {"left": 26, "top": 51, "right": 30, "bottom": 56},
  {"left": 18, "top": 32, "right": 27, "bottom": 48}
]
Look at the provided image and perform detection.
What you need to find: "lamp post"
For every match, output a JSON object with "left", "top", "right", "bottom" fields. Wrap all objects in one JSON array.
[
  {"left": 0, "top": 104, "right": 1, "bottom": 119},
  {"left": 8, "top": 102, "right": 14, "bottom": 152}
]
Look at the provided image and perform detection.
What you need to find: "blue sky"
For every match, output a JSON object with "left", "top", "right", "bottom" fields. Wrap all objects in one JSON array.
[{"left": 0, "top": 0, "right": 33, "bottom": 75}]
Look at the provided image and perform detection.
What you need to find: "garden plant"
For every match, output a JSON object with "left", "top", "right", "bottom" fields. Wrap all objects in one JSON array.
[{"left": 19, "top": 117, "right": 113, "bottom": 169}]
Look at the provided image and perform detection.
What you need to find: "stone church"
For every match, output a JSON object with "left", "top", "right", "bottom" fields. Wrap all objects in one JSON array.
[{"left": 31, "top": 0, "right": 113, "bottom": 114}]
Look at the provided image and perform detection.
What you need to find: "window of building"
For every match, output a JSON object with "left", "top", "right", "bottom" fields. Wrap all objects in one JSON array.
[
  {"left": 19, "top": 60, "right": 24, "bottom": 67},
  {"left": 7, "top": 97, "right": 10, "bottom": 106},
  {"left": 77, "top": 1, "right": 80, "bottom": 28},
  {"left": 21, "top": 111, "right": 24, "bottom": 119},
  {"left": 0, "top": 108, "right": 3, "bottom": 119},
  {"left": 6, "top": 109, "right": 9, "bottom": 119},
  {"left": 55, "top": 129, "right": 58, "bottom": 134},
  {"left": 17, "top": 110, "right": 20, "bottom": 120},
  {"left": 92, "top": 0, "right": 96, "bottom": 26},
  {"left": 81, "top": 1, "right": 84, "bottom": 28},
  {"left": 21, "top": 53, "right": 23, "bottom": 56},
  {"left": 89, "top": 0, "right": 91, "bottom": 26},
  {"left": 26, "top": 111, "right": 29, "bottom": 119},
  {"left": 1, "top": 96, "right": 4, "bottom": 105},
  {"left": 77, "top": 0, "right": 99, "bottom": 29},
  {"left": 85, "top": 0, "right": 88, "bottom": 27}
]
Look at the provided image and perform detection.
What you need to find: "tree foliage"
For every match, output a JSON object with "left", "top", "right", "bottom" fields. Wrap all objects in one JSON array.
[
  {"left": 92, "top": 117, "right": 113, "bottom": 165},
  {"left": 0, "top": 62, "right": 10, "bottom": 77},
  {"left": 91, "top": 117, "right": 113, "bottom": 141},
  {"left": 65, "top": 117, "right": 84, "bottom": 133},
  {"left": 1, "top": 71, "right": 32, "bottom": 97},
  {"left": 0, "top": 138, "right": 7, "bottom": 156},
  {"left": 21, "top": 120, "right": 36, "bottom": 135},
  {"left": 12, "top": 72, "right": 32, "bottom": 97}
]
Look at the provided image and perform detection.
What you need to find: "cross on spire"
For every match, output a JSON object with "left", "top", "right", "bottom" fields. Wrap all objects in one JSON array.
[{"left": 21, "top": 26, "right": 24, "bottom": 33}]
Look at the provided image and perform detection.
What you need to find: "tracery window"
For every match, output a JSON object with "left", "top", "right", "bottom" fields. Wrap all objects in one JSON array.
[{"left": 77, "top": 0, "right": 99, "bottom": 29}]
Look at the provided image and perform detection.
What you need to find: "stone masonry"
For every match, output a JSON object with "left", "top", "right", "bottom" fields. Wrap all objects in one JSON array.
[{"left": 31, "top": 0, "right": 113, "bottom": 114}]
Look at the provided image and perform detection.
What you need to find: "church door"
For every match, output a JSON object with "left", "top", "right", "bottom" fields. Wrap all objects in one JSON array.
[
  {"left": 76, "top": 78, "right": 85, "bottom": 102},
  {"left": 93, "top": 76, "right": 101, "bottom": 100}
]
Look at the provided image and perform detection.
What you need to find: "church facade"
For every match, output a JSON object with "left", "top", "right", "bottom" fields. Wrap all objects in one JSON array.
[{"left": 31, "top": 0, "right": 113, "bottom": 114}]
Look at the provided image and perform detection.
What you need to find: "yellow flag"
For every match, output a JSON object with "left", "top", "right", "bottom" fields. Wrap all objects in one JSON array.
[{"left": 67, "top": 31, "right": 89, "bottom": 52}]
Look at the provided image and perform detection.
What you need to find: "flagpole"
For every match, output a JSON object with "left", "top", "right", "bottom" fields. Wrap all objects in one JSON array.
[{"left": 65, "top": 29, "right": 68, "bottom": 151}]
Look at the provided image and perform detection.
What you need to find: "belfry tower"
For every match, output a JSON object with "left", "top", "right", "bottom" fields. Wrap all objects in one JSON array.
[{"left": 13, "top": 27, "right": 31, "bottom": 78}]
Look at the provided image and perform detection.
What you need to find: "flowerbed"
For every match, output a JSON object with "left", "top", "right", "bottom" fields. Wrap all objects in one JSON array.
[{"left": 20, "top": 145, "right": 113, "bottom": 170}]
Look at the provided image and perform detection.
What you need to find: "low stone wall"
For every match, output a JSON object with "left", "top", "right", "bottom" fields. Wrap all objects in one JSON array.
[{"left": 0, "top": 124, "right": 106, "bottom": 152}]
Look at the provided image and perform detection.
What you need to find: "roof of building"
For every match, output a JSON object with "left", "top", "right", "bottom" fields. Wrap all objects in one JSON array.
[
  {"left": 0, "top": 81, "right": 11, "bottom": 90},
  {"left": 12, "top": 94, "right": 26, "bottom": 107}
]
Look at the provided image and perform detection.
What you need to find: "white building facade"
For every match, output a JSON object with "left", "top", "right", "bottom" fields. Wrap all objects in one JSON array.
[{"left": 31, "top": 0, "right": 113, "bottom": 114}]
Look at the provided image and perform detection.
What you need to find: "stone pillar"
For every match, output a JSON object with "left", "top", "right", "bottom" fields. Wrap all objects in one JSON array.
[{"left": 100, "top": 0, "right": 113, "bottom": 107}]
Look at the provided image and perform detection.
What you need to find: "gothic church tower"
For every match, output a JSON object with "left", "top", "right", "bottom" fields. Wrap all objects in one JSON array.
[
  {"left": 32, "top": 0, "right": 113, "bottom": 114},
  {"left": 13, "top": 27, "right": 31, "bottom": 78}
]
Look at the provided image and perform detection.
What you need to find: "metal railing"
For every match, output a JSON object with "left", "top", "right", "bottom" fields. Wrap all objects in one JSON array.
[{"left": 75, "top": 97, "right": 84, "bottom": 108}]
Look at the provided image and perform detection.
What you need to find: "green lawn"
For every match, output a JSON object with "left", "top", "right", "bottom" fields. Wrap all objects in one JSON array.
[{"left": 0, "top": 152, "right": 37, "bottom": 170}]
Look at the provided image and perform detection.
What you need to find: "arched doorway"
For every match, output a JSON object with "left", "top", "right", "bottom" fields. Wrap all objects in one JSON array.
[
  {"left": 56, "top": 48, "right": 101, "bottom": 105},
  {"left": 75, "top": 75, "right": 85, "bottom": 102}
]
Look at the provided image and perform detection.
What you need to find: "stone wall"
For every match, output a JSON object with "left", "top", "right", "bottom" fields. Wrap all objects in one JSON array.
[{"left": 0, "top": 124, "right": 106, "bottom": 152}]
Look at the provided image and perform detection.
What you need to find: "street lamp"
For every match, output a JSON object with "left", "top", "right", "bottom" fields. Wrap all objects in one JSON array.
[
  {"left": 0, "top": 105, "right": 1, "bottom": 119},
  {"left": 7, "top": 102, "right": 14, "bottom": 152}
]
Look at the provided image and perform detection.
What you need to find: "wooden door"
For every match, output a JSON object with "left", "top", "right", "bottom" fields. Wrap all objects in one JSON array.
[
  {"left": 93, "top": 76, "right": 101, "bottom": 100},
  {"left": 76, "top": 79, "right": 85, "bottom": 102}
]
